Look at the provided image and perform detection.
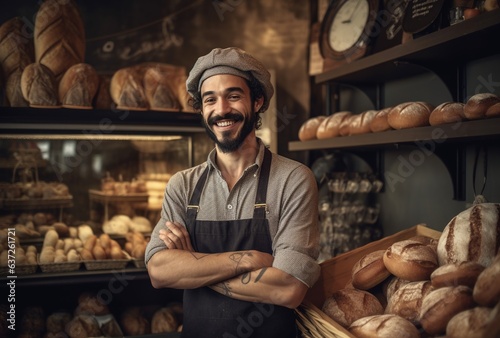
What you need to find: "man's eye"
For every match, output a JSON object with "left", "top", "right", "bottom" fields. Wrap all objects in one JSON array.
[
  {"left": 229, "top": 95, "right": 240, "bottom": 100},
  {"left": 204, "top": 98, "right": 215, "bottom": 104}
]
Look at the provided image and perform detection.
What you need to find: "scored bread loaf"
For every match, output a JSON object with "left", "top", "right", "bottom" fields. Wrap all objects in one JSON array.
[
  {"left": 383, "top": 276, "right": 411, "bottom": 302},
  {"left": 120, "top": 307, "right": 150, "bottom": 336},
  {"left": 298, "top": 116, "right": 327, "bottom": 141},
  {"left": 437, "top": 198, "right": 500, "bottom": 267},
  {"left": 464, "top": 93, "right": 500, "bottom": 119},
  {"left": 5, "top": 68, "right": 29, "bottom": 107},
  {"left": 34, "top": 0, "right": 86, "bottom": 81},
  {"left": 0, "top": 17, "right": 34, "bottom": 79},
  {"left": 110, "top": 67, "right": 148, "bottom": 110},
  {"left": 385, "top": 280, "right": 433, "bottom": 325},
  {"left": 350, "top": 110, "right": 378, "bottom": 135},
  {"left": 349, "top": 314, "right": 420, "bottom": 338},
  {"left": 369, "top": 107, "right": 393, "bottom": 133},
  {"left": 316, "top": 111, "right": 352, "bottom": 139},
  {"left": 351, "top": 250, "right": 391, "bottom": 290},
  {"left": 322, "top": 288, "right": 384, "bottom": 328},
  {"left": 430, "top": 261, "right": 485, "bottom": 288},
  {"left": 387, "top": 101, "right": 434, "bottom": 129},
  {"left": 151, "top": 306, "right": 179, "bottom": 333},
  {"left": 446, "top": 306, "right": 500, "bottom": 338},
  {"left": 59, "top": 63, "right": 99, "bottom": 109},
  {"left": 473, "top": 252, "right": 500, "bottom": 307},
  {"left": 21, "top": 63, "right": 59, "bottom": 108},
  {"left": 429, "top": 102, "right": 466, "bottom": 126},
  {"left": 485, "top": 102, "right": 500, "bottom": 117},
  {"left": 143, "top": 66, "right": 181, "bottom": 111}
]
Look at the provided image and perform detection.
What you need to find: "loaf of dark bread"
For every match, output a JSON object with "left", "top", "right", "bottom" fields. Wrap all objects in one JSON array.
[
  {"left": 473, "top": 252, "right": 500, "bottom": 307},
  {"left": 429, "top": 102, "right": 466, "bottom": 126},
  {"left": 385, "top": 280, "right": 433, "bottom": 325},
  {"left": 464, "top": 93, "right": 500, "bottom": 120},
  {"left": 430, "top": 261, "right": 485, "bottom": 288}
]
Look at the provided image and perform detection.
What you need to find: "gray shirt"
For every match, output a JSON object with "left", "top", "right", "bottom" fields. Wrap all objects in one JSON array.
[{"left": 145, "top": 140, "right": 321, "bottom": 287}]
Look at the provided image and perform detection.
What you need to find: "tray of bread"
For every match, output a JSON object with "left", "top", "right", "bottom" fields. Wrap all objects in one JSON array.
[{"left": 80, "top": 232, "right": 131, "bottom": 271}]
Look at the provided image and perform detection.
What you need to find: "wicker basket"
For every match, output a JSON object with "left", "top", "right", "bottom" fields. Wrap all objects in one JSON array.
[
  {"left": 132, "top": 259, "right": 145, "bottom": 268},
  {"left": 38, "top": 259, "right": 81, "bottom": 273},
  {"left": 295, "top": 302, "right": 354, "bottom": 338},
  {"left": 83, "top": 258, "right": 130, "bottom": 271},
  {"left": 0, "top": 264, "right": 38, "bottom": 276}
]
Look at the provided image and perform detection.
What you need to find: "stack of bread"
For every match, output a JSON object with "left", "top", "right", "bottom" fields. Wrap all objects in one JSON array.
[
  {"left": 321, "top": 195, "right": 500, "bottom": 338},
  {"left": 124, "top": 231, "right": 149, "bottom": 261},
  {"left": 79, "top": 233, "right": 126, "bottom": 261},
  {"left": 298, "top": 92, "right": 500, "bottom": 141},
  {"left": 39, "top": 229, "right": 82, "bottom": 264},
  {"left": 2, "top": 181, "right": 71, "bottom": 201}
]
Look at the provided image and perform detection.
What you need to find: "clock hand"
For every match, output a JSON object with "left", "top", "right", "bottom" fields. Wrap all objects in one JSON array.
[{"left": 341, "top": 0, "right": 362, "bottom": 24}]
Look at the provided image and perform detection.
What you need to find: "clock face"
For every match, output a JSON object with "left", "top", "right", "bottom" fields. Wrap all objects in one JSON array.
[{"left": 328, "top": 0, "right": 370, "bottom": 53}]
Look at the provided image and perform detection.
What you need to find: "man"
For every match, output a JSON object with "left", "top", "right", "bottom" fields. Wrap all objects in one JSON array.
[{"left": 145, "top": 47, "right": 320, "bottom": 338}]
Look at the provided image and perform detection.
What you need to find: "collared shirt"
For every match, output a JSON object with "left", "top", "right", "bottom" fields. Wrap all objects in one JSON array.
[{"left": 145, "top": 139, "right": 320, "bottom": 287}]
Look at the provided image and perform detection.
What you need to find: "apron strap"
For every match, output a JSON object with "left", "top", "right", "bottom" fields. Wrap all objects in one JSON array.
[
  {"left": 187, "top": 166, "right": 209, "bottom": 223},
  {"left": 253, "top": 147, "right": 272, "bottom": 219}
]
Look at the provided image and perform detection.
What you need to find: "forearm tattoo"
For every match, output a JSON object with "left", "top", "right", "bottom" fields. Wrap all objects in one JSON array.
[
  {"left": 240, "top": 267, "right": 268, "bottom": 285},
  {"left": 213, "top": 281, "right": 232, "bottom": 296},
  {"left": 229, "top": 251, "right": 252, "bottom": 274}
]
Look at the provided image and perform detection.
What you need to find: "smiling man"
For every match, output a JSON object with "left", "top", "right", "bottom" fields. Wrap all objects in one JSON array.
[{"left": 145, "top": 47, "right": 320, "bottom": 338}]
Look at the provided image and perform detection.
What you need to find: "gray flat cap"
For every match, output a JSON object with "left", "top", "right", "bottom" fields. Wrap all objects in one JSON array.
[{"left": 186, "top": 47, "right": 274, "bottom": 111}]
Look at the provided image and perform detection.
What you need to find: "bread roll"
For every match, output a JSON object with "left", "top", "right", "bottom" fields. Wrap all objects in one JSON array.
[
  {"left": 143, "top": 66, "right": 181, "bottom": 111},
  {"left": 65, "top": 314, "right": 102, "bottom": 338},
  {"left": 369, "top": 107, "right": 393, "bottom": 132},
  {"left": 121, "top": 307, "right": 150, "bottom": 336},
  {"left": 383, "top": 276, "right": 411, "bottom": 301},
  {"left": 0, "top": 17, "right": 34, "bottom": 79},
  {"left": 431, "top": 261, "right": 485, "bottom": 288},
  {"left": 151, "top": 307, "right": 179, "bottom": 333},
  {"left": 446, "top": 306, "right": 500, "bottom": 338},
  {"left": 429, "top": 102, "right": 466, "bottom": 126},
  {"left": 322, "top": 288, "right": 384, "bottom": 328},
  {"left": 76, "top": 293, "right": 110, "bottom": 316},
  {"left": 110, "top": 67, "right": 148, "bottom": 110},
  {"left": 464, "top": 93, "right": 500, "bottom": 119},
  {"left": 485, "top": 102, "right": 500, "bottom": 117},
  {"left": 383, "top": 239, "right": 438, "bottom": 281},
  {"left": 419, "top": 285, "right": 475, "bottom": 335},
  {"left": 385, "top": 280, "right": 432, "bottom": 325},
  {"left": 316, "top": 111, "right": 352, "bottom": 139},
  {"left": 473, "top": 252, "right": 500, "bottom": 306},
  {"left": 350, "top": 110, "right": 378, "bottom": 135},
  {"left": 59, "top": 63, "right": 99, "bottom": 109},
  {"left": 349, "top": 314, "right": 420, "bottom": 338},
  {"left": 5, "top": 68, "right": 29, "bottom": 107},
  {"left": 298, "top": 116, "right": 327, "bottom": 141},
  {"left": 437, "top": 199, "right": 500, "bottom": 267},
  {"left": 387, "top": 101, "right": 434, "bottom": 129},
  {"left": 351, "top": 250, "right": 391, "bottom": 290},
  {"left": 34, "top": 0, "right": 86, "bottom": 80},
  {"left": 20, "top": 63, "right": 59, "bottom": 107}
]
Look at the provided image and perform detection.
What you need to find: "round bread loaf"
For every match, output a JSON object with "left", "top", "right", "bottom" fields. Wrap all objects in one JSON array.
[
  {"left": 385, "top": 280, "right": 433, "bottom": 325},
  {"left": 437, "top": 200, "right": 500, "bottom": 267},
  {"left": 429, "top": 102, "right": 466, "bottom": 126},
  {"left": 349, "top": 314, "right": 420, "bottom": 338},
  {"left": 110, "top": 67, "right": 148, "bottom": 111},
  {"left": 486, "top": 102, "right": 500, "bottom": 117},
  {"left": 419, "top": 285, "right": 475, "bottom": 335},
  {"left": 298, "top": 116, "right": 327, "bottom": 141},
  {"left": 21, "top": 63, "right": 59, "bottom": 108},
  {"left": 387, "top": 101, "right": 434, "bottom": 129},
  {"left": 464, "top": 93, "right": 500, "bottom": 119},
  {"left": 350, "top": 110, "right": 378, "bottom": 135},
  {"left": 352, "top": 250, "right": 391, "bottom": 290},
  {"left": 430, "top": 261, "right": 485, "bottom": 288},
  {"left": 120, "top": 307, "right": 150, "bottom": 336},
  {"left": 369, "top": 107, "right": 393, "bottom": 133},
  {"left": 65, "top": 314, "right": 102, "bottom": 338},
  {"left": 322, "top": 288, "right": 384, "bottom": 328},
  {"left": 144, "top": 66, "right": 181, "bottom": 111},
  {"left": 151, "top": 306, "right": 179, "bottom": 333},
  {"left": 383, "top": 276, "right": 411, "bottom": 302},
  {"left": 59, "top": 63, "right": 99, "bottom": 109},
  {"left": 316, "top": 111, "right": 352, "bottom": 139},
  {"left": 473, "top": 252, "right": 500, "bottom": 306},
  {"left": 5, "top": 69, "right": 29, "bottom": 107},
  {"left": 383, "top": 239, "right": 438, "bottom": 281},
  {"left": 446, "top": 306, "right": 498, "bottom": 338}
]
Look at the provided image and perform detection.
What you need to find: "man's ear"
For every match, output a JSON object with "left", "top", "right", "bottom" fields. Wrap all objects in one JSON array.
[{"left": 254, "top": 97, "right": 265, "bottom": 112}]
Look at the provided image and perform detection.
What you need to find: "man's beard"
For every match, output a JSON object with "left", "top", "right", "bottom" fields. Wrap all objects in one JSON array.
[{"left": 203, "top": 111, "right": 256, "bottom": 153}]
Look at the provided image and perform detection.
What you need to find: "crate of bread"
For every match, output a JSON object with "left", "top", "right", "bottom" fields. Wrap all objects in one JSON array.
[{"left": 297, "top": 196, "right": 500, "bottom": 338}]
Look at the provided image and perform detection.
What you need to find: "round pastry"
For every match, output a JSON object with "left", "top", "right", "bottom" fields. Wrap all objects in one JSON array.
[
  {"left": 349, "top": 314, "right": 420, "bottom": 338},
  {"left": 298, "top": 116, "right": 327, "bottom": 141},
  {"left": 351, "top": 250, "right": 391, "bottom": 290},
  {"left": 429, "top": 102, "right": 465, "bottom": 126},
  {"left": 473, "top": 252, "right": 500, "bottom": 307},
  {"left": 464, "top": 93, "right": 500, "bottom": 119},
  {"left": 316, "top": 111, "right": 352, "bottom": 139},
  {"left": 437, "top": 199, "right": 500, "bottom": 267},
  {"left": 384, "top": 280, "right": 433, "bottom": 325},
  {"left": 387, "top": 101, "right": 434, "bottom": 129},
  {"left": 419, "top": 285, "right": 475, "bottom": 335},
  {"left": 322, "top": 288, "right": 384, "bottom": 328},
  {"left": 383, "top": 239, "right": 438, "bottom": 281},
  {"left": 446, "top": 306, "right": 499, "bottom": 338},
  {"left": 369, "top": 107, "right": 393, "bottom": 133},
  {"left": 430, "top": 261, "right": 485, "bottom": 288}
]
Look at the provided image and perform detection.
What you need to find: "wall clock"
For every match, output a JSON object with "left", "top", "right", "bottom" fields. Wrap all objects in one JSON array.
[{"left": 320, "top": 0, "right": 380, "bottom": 63}]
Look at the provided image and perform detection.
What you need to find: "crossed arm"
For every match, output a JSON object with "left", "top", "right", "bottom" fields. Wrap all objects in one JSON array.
[{"left": 146, "top": 221, "right": 308, "bottom": 309}]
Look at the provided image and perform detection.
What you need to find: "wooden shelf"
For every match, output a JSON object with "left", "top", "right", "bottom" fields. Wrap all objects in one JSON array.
[{"left": 315, "top": 9, "right": 500, "bottom": 85}]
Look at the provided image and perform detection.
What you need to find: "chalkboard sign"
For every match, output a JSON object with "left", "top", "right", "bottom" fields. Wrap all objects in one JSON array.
[
  {"left": 403, "top": 0, "right": 447, "bottom": 35},
  {"left": 372, "top": 0, "right": 410, "bottom": 54}
]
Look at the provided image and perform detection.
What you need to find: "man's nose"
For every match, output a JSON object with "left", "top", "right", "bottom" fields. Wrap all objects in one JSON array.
[{"left": 215, "top": 98, "right": 231, "bottom": 114}]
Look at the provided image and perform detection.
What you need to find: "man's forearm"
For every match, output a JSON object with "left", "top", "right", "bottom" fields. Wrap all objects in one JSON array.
[{"left": 209, "top": 267, "right": 308, "bottom": 309}]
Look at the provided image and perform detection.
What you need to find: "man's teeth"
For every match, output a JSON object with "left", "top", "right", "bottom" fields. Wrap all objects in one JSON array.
[{"left": 216, "top": 120, "right": 234, "bottom": 127}]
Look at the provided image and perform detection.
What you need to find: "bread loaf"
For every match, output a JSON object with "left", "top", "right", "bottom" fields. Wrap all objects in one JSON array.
[
  {"left": 339, "top": 114, "right": 354, "bottom": 136},
  {"left": 351, "top": 250, "right": 391, "bottom": 290},
  {"left": 316, "top": 111, "right": 352, "bottom": 139},
  {"left": 473, "top": 252, "right": 500, "bottom": 306},
  {"left": 322, "top": 288, "right": 384, "bottom": 328},
  {"left": 419, "top": 285, "right": 475, "bottom": 335},
  {"left": 383, "top": 239, "right": 438, "bottom": 281},
  {"left": 464, "top": 93, "right": 500, "bottom": 119},
  {"left": 385, "top": 280, "right": 432, "bottom": 325},
  {"left": 20, "top": 63, "right": 59, "bottom": 107},
  {"left": 431, "top": 261, "right": 485, "bottom": 288},
  {"left": 34, "top": 0, "right": 86, "bottom": 80},
  {"left": 349, "top": 314, "right": 420, "bottom": 338},
  {"left": 59, "top": 63, "right": 99, "bottom": 109},
  {"left": 387, "top": 101, "right": 434, "bottom": 129},
  {"left": 437, "top": 199, "right": 500, "bottom": 267},
  {"left": 446, "top": 306, "right": 500, "bottom": 338},
  {"left": 429, "top": 102, "right": 466, "bottom": 126},
  {"left": 369, "top": 107, "right": 393, "bottom": 133},
  {"left": 120, "top": 307, "right": 150, "bottom": 336},
  {"left": 350, "top": 110, "right": 378, "bottom": 135},
  {"left": 485, "top": 102, "right": 500, "bottom": 117},
  {"left": 151, "top": 307, "right": 179, "bottom": 333},
  {"left": 65, "top": 314, "right": 102, "bottom": 338},
  {"left": 0, "top": 17, "right": 34, "bottom": 79},
  {"left": 383, "top": 276, "right": 410, "bottom": 302},
  {"left": 298, "top": 116, "right": 327, "bottom": 141},
  {"left": 110, "top": 67, "right": 148, "bottom": 110},
  {"left": 5, "top": 68, "right": 29, "bottom": 107},
  {"left": 143, "top": 66, "right": 181, "bottom": 112}
]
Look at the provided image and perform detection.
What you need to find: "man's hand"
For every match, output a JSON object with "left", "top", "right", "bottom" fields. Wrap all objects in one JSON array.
[{"left": 159, "top": 221, "right": 194, "bottom": 251}]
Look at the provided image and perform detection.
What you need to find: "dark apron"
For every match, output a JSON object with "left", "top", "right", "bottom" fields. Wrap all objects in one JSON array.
[{"left": 181, "top": 148, "right": 297, "bottom": 338}]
